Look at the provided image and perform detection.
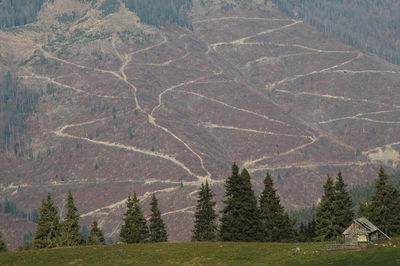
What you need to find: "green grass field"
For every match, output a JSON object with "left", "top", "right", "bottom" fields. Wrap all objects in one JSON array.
[{"left": 1, "top": 240, "right": 399, "bottom": 265}]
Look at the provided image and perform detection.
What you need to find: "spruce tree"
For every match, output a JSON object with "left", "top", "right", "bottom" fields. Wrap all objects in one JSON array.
[
  {"left": 34, "top": 193, "right": 61, "bottom": 248},
  {"left": 332, "top": 171, "right": 354, "bottom": 236},
  {"left": 0, "top": 231, "right": 7, "bottom": 252},
  {"left": 149, "top": 193, "right": 168, "bottom": 242},
  {"left": 60, "top": 191, "right": 84, "bottom": 246},
  {"left": 368, "top": 167, "right": 400, "bottom": 236},
  {"left": 119, "top": 193, "right": 149, "bottom": 243},
  {"left": 192, "top": 181, "right": 218, "bottom": 241},
  {"left": 87, "top": 220, "right": 105, "bottom": 245},
  {"left": 315, "top": 176, "right": 336, "bottom": 241},
  {"left": 220, "top": 163, "right": 262, "bottom": 241},
  {"left": 259, "top": 172, "right": 296, "bottom": 242},
  {"left": 305, "top": 218, "right": 317, "bottom": 241}
]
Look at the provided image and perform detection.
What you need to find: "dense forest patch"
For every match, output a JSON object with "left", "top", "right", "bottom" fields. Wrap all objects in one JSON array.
[
  {"left": 272, "top": 0, "right": 400, "bottom": 65},
  {"left": 123, "top": 0, "right": 193, "bottom": 29},
  {"left": 0, "top": 0, "right": 47, "bottom": 28}
]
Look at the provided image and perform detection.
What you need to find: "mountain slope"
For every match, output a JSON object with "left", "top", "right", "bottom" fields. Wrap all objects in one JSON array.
[{"left": 0, "top": 0, "right": 399, "bottom": 249}]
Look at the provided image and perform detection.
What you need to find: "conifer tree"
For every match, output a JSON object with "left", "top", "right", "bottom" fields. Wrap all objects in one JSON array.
[
  {"left": 149, "top": 193, "right": 168, "bottom": 242},
  {"left": 304, "top": 218, "right": 317, "bottom": 242},
  {"left": 358, "top": 201, "right": 372, "bottom": 218},
  {"left": 368, "top": 167, "right": 400, "bottom": 236},
  {"left": 87, "top": 220, "right": 105, "bottom": 245},
  {"left": 34, "top": 193, "right": 61, "bottom": 248},
  {"left": 315, "top": 176, "right": 336, "bottom": 241},
  {"left": 60, "top": 191, "right": 84, "bottom": 246},
  {"left": 0, "top": 231, "right": 7, "bottom": 252},
  {"left": 332, "top": 171, "right": 354, "bottom": 236},
  {"left": 119, "top": 193, "right": 149, "bottom": 243},
  {"left": 192, "top": 181, "right": 218, "bottom": 241},
  {"left": 220, "top": 163, "right": 262, "bottom": 241},
  {"left": 259, "top": 172, "right": 296, "bottom": 242}
]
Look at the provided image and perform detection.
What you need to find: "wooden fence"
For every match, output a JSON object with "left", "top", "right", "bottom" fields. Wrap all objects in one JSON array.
[{"left": 326, "top": 243, "right": 364, "bottom": 251}]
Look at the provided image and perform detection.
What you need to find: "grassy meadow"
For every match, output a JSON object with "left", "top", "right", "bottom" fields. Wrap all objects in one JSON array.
[{"left": 0, "top": 240, "right": 399, "bottom": 265}]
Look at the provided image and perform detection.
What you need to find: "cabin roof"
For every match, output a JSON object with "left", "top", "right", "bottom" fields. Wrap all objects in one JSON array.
[{"left": 343, "top": 217, "right": 378, "bottom": 235}]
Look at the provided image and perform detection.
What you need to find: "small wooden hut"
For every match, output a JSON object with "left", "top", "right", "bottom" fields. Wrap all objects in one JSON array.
[{"left": 342, "top": 217, "right": 390, "bottom": 245}]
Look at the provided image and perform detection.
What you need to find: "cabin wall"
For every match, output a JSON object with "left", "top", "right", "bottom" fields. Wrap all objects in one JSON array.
[{"left": 369, "top": 232, "right": 378, "bottom": 242}]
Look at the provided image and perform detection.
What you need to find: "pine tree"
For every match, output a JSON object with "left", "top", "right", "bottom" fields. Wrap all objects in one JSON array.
[
  {"left": 87, "top": 220, "right": 105, "bottom": 245},
  {"left": 60, "top": 191, "right": 84, "bottom": 246},
  {"left": 259, "top": 172, "right": 296, "bottom": 242},
  {"left": 358, "top": 201, "right": 372, "bottom": 218},
  {"left": 220, "top": 163, "right": 262, "bottom": 241},
  {"left": 368, "top": 167, "right": 400, "bottom": 236},
  {"left": 119, "top": 193, "right": 149, "bottom": 243},
  {"left": 149, "top": 193, "right": 168, "bottom": 242},
  {"left": 332, "top": 171, "right": 354, "bottom": 237},
  {"left": 192, "top": 181, "right": 218, "bottom": 241},
  {"left": 0, "top": 231, "right": 7, "bottom": 252},
  {"left": 305, "top": 218, "right": 317, "bottom": 241},
  {"left": 34, "top": 193, "right": 61, "bottom": 248},
  {"left": 315, "top": 176, "right": 336, "bottom": 241}
]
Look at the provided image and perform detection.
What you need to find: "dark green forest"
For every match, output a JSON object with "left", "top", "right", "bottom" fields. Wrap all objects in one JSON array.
[
  {"left": 123, "top": 0, "right": 193, "bottom": 28},
  {"left": 291, "top": 172, "right": 400, "bottom": 228},
  {"left": 272, "top": 0, "right": 400, "bottom": 65},
  {"left": 0, "top": 72, "right": 40, "bottom": 154},
  {"left": 0, "top": 0, "right": 47, "bottom": 28}
]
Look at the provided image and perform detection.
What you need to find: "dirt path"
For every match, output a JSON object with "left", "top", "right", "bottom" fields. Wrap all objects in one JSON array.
[
  {"left": 19, "top": 72, "right": 126, "bottom": 99},
  {"left": 193, "top": 17, "right": 295, "bottom": 24},
  {"left": 182, "top": 91, "right": 290, "bottom": 126},
  {"left": 266, "top": 52, "right": 362, "bottom": 90},
  {"left": 210, "top": 20, "right": 302, "bottom": 51},
  {"left": 198, "top": 122, "right": 310, "bottom": 138},
  {"left": 53, "top": 121, "right": 202, "bottom": 179},
  {"left": 249, "top": 161, "right": 369, "bottom": 173},
  {"left": 275, "top": 89, "right": 400, "bottom": 110},
  {"left": 243, "top": 135, "right": 317, "bottom": 169}
]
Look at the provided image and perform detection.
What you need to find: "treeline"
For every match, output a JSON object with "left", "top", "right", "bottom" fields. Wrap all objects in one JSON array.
[
  {"left": 3, "top": 165, "right": 399, "bottom": 252},
  {"left": 31, "top": 191, "right": 106, "bottom": 248},
  {"left": 0, "top": 71, "right": 40, "bottom": 154},
  {"left": 292, "top": 172, "right": 400, "bottom": 227},
  {"left": 22, "top": 190, "right": 167, "bottom": 250},
  {"left": 123, "top": 0, "right": 193, "bottom": 29},
  {"left": 298, "top": 167, "right": 400, "bottom": 242},
  {"left": 0, "top": 199, "right": 39, "bottom": 223},
  {"left": 0, "top": 0, "right": 47, "bottom": 28},
  {"left": 193, "top": 166, "right": 297, "bottom": 242},
  {"left": 272, "top": 0, "right": 400, "bottom": 65}
]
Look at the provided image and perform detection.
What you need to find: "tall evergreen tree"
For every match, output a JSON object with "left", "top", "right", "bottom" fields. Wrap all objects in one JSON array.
[
  {"left": 87, "top": 220, "right": 105, "bottom": 245},
  {"left": 0, "top": 231, "right": 7, "bottom": 252},
  {"left": 368, "top": 167, "right": 400, "bottom": 236},
  {"left": 220, "top": 163, "right": 262, "bottom": 241},
  {"left": 119, "top": 193, "right": 149, "bottom": 243},
  {"left": 192, "top": 181, "right": 218, "bottom": 241},
  {"left": 60, "top": 191, "right": 84, "bottom": 246},
  {"left": 315, "top": 176, "right": 336, "bottom": 241},
  {"left": 34, "top": 193, "right": 61, "bottom": 248},
  {"left": 332, "top": 171, "right": 354, "bottom": 236},
  {"left": 302, "top": 218, "right": 317, "bottom": 242},
  {"left": 149, "top": 193, "right": 168, "bottom": 242},
  {"left": 259, "top": 172, "right": 296, "bottom": 242}
]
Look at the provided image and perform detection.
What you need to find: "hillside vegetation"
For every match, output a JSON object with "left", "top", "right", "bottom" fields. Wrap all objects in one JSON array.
[
  {"left": 272, "top": 0, "right": 400, "bottom": 65},
  {"left": 124, "top": 0, "right": 193, "bottom": 28},
  {"left": 0, "top": 241, "right": 399, "bottom": 265},
  {"left": 0, "top": 0, "right": 47, "bottom": 28}
]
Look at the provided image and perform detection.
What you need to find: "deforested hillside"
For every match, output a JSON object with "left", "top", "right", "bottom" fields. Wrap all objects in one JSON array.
[
  {"left": 0, "top": 0, "right": 400, "bottom": 249},
  {"left": 272, "top": 0, "right": 400, "bottom": 65}
]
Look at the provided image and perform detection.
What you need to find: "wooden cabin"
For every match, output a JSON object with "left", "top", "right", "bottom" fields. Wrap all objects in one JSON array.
[{"left": 342, "top": 217, "right": 389, "bottom": 245}]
